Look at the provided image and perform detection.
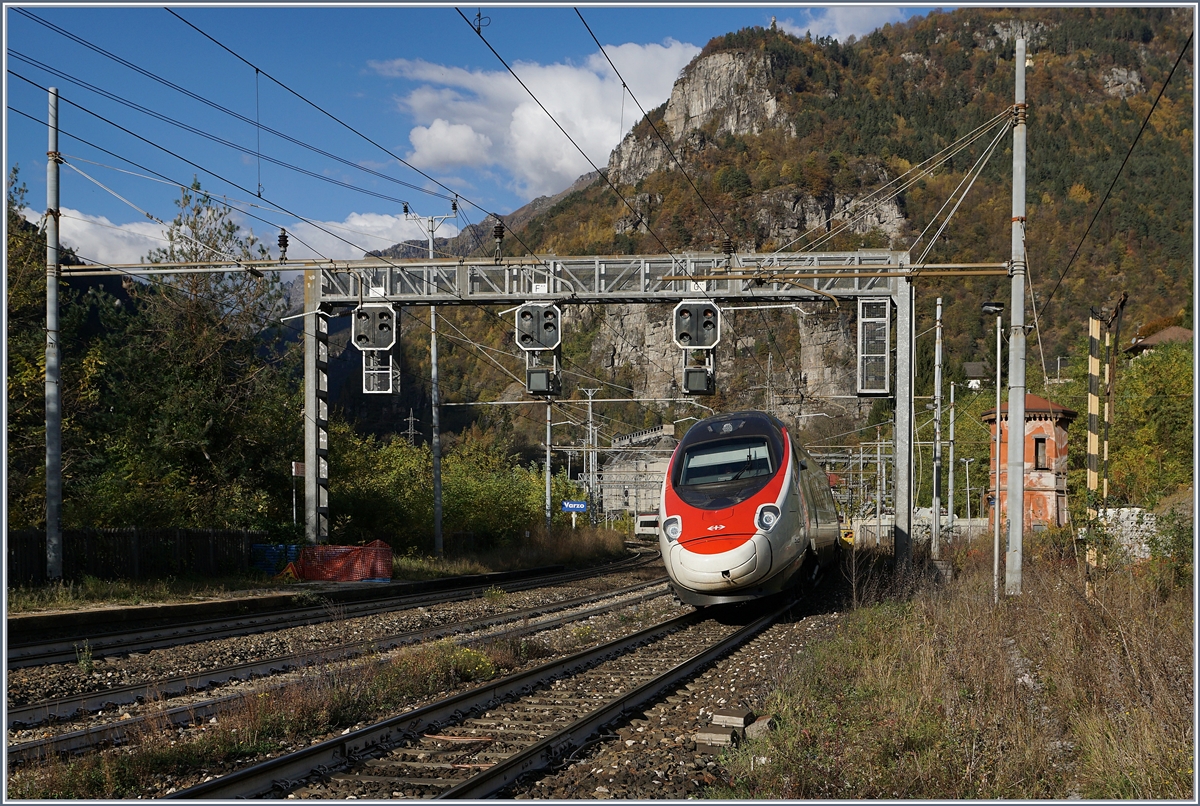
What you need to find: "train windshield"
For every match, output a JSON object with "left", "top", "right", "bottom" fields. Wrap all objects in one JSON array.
[{"left": 679, "top": 438, "right": 774, "bottom": 486}]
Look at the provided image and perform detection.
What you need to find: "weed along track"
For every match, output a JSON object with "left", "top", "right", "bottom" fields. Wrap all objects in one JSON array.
[
  {"left": 6, "top": 554, "right": 656, "bottom": 668},
  {"left": 166, "top": 598, "right": 799, "bottom": 799},
  {"left": 6, "top": 568, "right": 668, "bottom": 766}
]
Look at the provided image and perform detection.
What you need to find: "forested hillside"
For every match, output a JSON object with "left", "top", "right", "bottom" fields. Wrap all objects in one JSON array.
[
  {"left": 7, "top": 7, "right": 1192, "bottom": 539},
  {"left": 493, "top": 7, "right": 1192, "bottom": 367}
]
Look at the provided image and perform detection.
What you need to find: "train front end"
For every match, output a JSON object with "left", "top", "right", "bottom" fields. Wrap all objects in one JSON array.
[{"left": 659, "top": 411, "right": 805, "bottom": 606}]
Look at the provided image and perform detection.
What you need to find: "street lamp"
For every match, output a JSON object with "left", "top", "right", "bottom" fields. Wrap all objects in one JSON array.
[
  {"left": 960, "top": 458, "right": 975, "bottom": 538},
  {"left": 982, "top": 301, "right": 1004, "bottom": 605}
]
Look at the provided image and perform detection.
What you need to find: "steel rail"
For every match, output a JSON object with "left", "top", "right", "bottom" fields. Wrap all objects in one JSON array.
[
  {"left": 435, "top": 598, "right": 793, "bottom": 798},
  {"left": 165, "top": 608, "right": 711, "bottom": 798},
  {"left": 7, "top": 553, "right": 654, "bottom": 668},
  {"left": 166, "top": 596, "right": 794, "bottom": 800},
  {"left": 7, "top": 579, "right": 670, "bottom": 765},
  {"left": 7, "top": 577, "right": 666, "bottom": 732}
]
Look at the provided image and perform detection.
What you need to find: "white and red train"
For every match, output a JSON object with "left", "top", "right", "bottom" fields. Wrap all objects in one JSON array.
[{"left": 658, "top": 411, "right": 839, "bottom": 606}]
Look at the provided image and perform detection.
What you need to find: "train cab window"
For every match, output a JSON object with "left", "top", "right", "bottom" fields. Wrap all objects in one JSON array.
[{"left": 679, "top": 438, "right": 773, "bottom": 486}]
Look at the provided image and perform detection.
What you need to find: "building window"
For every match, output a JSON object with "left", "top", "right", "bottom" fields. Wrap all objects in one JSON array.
[{"left": 1034, "top": 437, "right": 1048, "bottom": 470}]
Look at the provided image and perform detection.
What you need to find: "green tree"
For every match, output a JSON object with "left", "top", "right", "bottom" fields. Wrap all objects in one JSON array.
[
  {"left": 7, "top": 166, "right": 50, "bottom": 527},
  {"left": 63, "top": 180, "right": 300, "bottom": 529}
]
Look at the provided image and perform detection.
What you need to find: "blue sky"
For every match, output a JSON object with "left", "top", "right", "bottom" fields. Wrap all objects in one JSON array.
[{"left": 5, "top": 4, "right": 935, "bottom": 264}]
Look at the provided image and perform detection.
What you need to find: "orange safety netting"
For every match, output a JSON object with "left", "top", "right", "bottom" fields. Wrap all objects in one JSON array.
[{"left": 295, "top": 540, "right": 392, "bottom": 582}]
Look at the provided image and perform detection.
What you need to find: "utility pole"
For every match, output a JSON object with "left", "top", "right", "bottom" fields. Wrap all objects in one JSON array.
[
  {"left": 948, "top": 382, "right": 956, "bottom": 535},
  {"left": 931, "top": 297, "right": 944, "bottom": 560},
  {"left": 582, "top": 388, "right": 599, "bottom": 521},
  {"left": 545, "top": 399, "right": 553, "bottom": 537},
  {"left": 992, "top": 305, "right": 1003, "bottom": 605},
  {"left": 1101, "top": 294, "right": 1127, "bottom": 513},
  {"left": 1005, "top": 37, "right": 1029, "bottom": 595},
  {"left": 403, "top": 409, "right": 418, "bottom": 446},
  {"left": 875, "top": 426, "right": 883, "bottom": 547},
  {"left": 45, "top": 87, "right": 63, "bottom": 580},
  {"left": 431, "top": 308, "right": 443, "bottom": 557},
  {"left": 405, "top": 204, "right": 455, "bottom": 558}
]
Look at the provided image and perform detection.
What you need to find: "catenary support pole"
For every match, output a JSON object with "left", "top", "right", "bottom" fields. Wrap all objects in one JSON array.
[
  {"left": 45, "top": 87, "right": 63, "bottom": 580},
  {"left": 994, "top": 313, "right": 1003, "bottom": 604},
  {"left": 893, "top": 271, "right": 914, "bottom": 567},
  {"left": 583, "top": 388, "right": 599, "bottom": 523},
  {"left": 948, "top": 382, "right": 956, "bottom": 534},
  {"left": 545, "top": 399, "right": 553, "bottom": 537},
  {"left": 431, "top": 307, "right": 443, "bottom": 557},
  {"left": 931, "top": 297, "right": 944, "bottom": 559},
  {"left": 1005, "top": 38, "right": 1029, "bottom": 595},
  {"left": 875, "top": 427, "right": 882, "bottom": 547}
]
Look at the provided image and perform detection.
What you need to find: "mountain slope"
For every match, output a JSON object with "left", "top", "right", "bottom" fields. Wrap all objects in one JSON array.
[{"left": 362, "top": 7, "right": 1191, "bottom": 453}]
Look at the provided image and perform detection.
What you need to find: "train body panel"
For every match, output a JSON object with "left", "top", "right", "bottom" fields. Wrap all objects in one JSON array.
[{"left": 659, "top": 410, "right": 840, "bottom": 606}]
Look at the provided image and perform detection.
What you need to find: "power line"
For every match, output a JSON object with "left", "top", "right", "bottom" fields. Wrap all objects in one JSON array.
[
  {"left": 162, "top": 7, "right": 561, "bottom": 262},
  {"left": 574, "top": 7, "right": 733, "bottom": 246},
  {"left": 457, "top": 10, "right": 777, "bottom": 390},
  {"left": 1041, "top": 29, "right": 1193, "bottom": 316},
  {"left": 7, "top": 48, "right": 446, "bottom": 202}
]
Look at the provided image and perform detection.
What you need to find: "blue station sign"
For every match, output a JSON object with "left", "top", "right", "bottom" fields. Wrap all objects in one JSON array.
[{"left": 561, "top": 500, "right": 588, "bottom": 512}]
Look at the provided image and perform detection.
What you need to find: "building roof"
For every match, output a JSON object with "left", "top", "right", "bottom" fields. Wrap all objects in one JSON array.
[
  {"left": 982, "top": 393, "right": 1078, "bottom": 423},
  {"left": 1125, "top": 325, "right": 1193, "bottom": 355}
]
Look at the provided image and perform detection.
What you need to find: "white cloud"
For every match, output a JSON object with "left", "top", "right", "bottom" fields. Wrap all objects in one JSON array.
[
  {"left": 286, "top": 212, "right": 456, "bottom": 261},
  {"left": 369, "top": 38, "right": 699, "bottom": 201},
  {"left": 778, "top": 6, "right": 910, "bottom": 43},
  {"left": 30, "top": 207, "right": 446, "bottom": 266},
  {"left": 35, "top": 208, "right": 168, "bottom": 266},
  {"left": 408, "top": 119, "right": 493, "bottom": 170}
]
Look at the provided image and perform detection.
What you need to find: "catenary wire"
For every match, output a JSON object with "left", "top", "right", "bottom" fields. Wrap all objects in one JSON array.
[
  {"left": 7, "top": 49, "right": 444, "bottom": 203},
  {"left": 1040, "top": 29, "right": 1193, "bottom": 316}
]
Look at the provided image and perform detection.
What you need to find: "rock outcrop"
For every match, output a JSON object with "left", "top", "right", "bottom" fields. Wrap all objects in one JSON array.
[{"left": 608, "top": 50, "right": 784, "bottom": 187}]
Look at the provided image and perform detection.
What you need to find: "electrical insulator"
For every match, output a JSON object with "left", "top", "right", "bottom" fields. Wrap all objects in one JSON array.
[
  {"left": 493, "top": 221, "right": 505, "bottom": 241},
  {"left": 277, "top": 229, "right": 289, "bottom": 261},
  {"left": 451, "top": 198, "right": 458, "bottom": 213},
  {"left": 403, "top": 202, "right": 410, "bottom": 215},
  {"left": 722, "top": 236, "right": 733, "bottom": 256}
]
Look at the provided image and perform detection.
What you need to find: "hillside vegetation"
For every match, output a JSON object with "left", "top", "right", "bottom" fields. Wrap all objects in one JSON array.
[
  {"left": 500, "top": 8, "right": 1191, "bottom": 365},
  {"left": 6, "top": 8, "right": 1192, "bottom": 541}
]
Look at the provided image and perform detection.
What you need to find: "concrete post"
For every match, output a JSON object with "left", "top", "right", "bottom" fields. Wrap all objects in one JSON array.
[
  {"left": 45, "top": 87, "right": 63, "bottom": 579},
  {"left": 1005, "top": 38, "right": 1028, "bottom": 595}
]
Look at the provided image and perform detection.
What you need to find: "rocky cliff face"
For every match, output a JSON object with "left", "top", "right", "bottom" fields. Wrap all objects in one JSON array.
[{"left": 608, "top": 50, "right": 784, "bottom": 187}]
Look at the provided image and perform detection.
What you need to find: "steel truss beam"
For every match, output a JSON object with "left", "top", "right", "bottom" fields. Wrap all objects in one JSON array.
[
  {"left": 302, "top": 250, "right": 915, "bottom": 564},
  {"left": 315, "top": 250, "right": 908, "bottom": 306}
]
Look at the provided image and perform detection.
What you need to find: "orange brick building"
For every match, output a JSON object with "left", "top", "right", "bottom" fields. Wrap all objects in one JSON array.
[{"left": 982, "top": 394, "right": 1077, "bottom": 533}]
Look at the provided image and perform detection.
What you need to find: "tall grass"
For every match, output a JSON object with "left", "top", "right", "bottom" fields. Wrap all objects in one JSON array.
[
  {"left": 9, "top": 526, "right": 631, "bottom": 611},
  {"left": 6, "top": 574, "right": 275, "bottom": 613},
  {"left": 715, "top": 533, "right": 1193, "bottom": 799},
  {"left": 6, "top": 637, "right": 555, "bottom": 799}
]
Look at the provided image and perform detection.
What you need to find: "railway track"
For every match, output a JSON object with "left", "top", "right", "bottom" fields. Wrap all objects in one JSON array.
[
  {"left": 7, "top": 553, "right": 655, "bottom": 669},
  {"left": 165, "top": 596, "right": 797, "bottom": 799},
  {"left": 7, "top": 578, "right": 672, "bottom": 765}
]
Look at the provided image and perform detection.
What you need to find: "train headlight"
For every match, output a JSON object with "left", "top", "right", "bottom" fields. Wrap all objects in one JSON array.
[
  {"left": 756, "top": 505, "right": 781, "bottom": 532},
  {"left": 663, "top": 516, "right": 682, "bottom": 542}
]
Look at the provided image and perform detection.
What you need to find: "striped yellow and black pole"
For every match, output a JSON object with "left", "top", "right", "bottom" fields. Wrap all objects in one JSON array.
[{"left": 1085, "top": 313, "right": 1102, "bottom": 596}]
